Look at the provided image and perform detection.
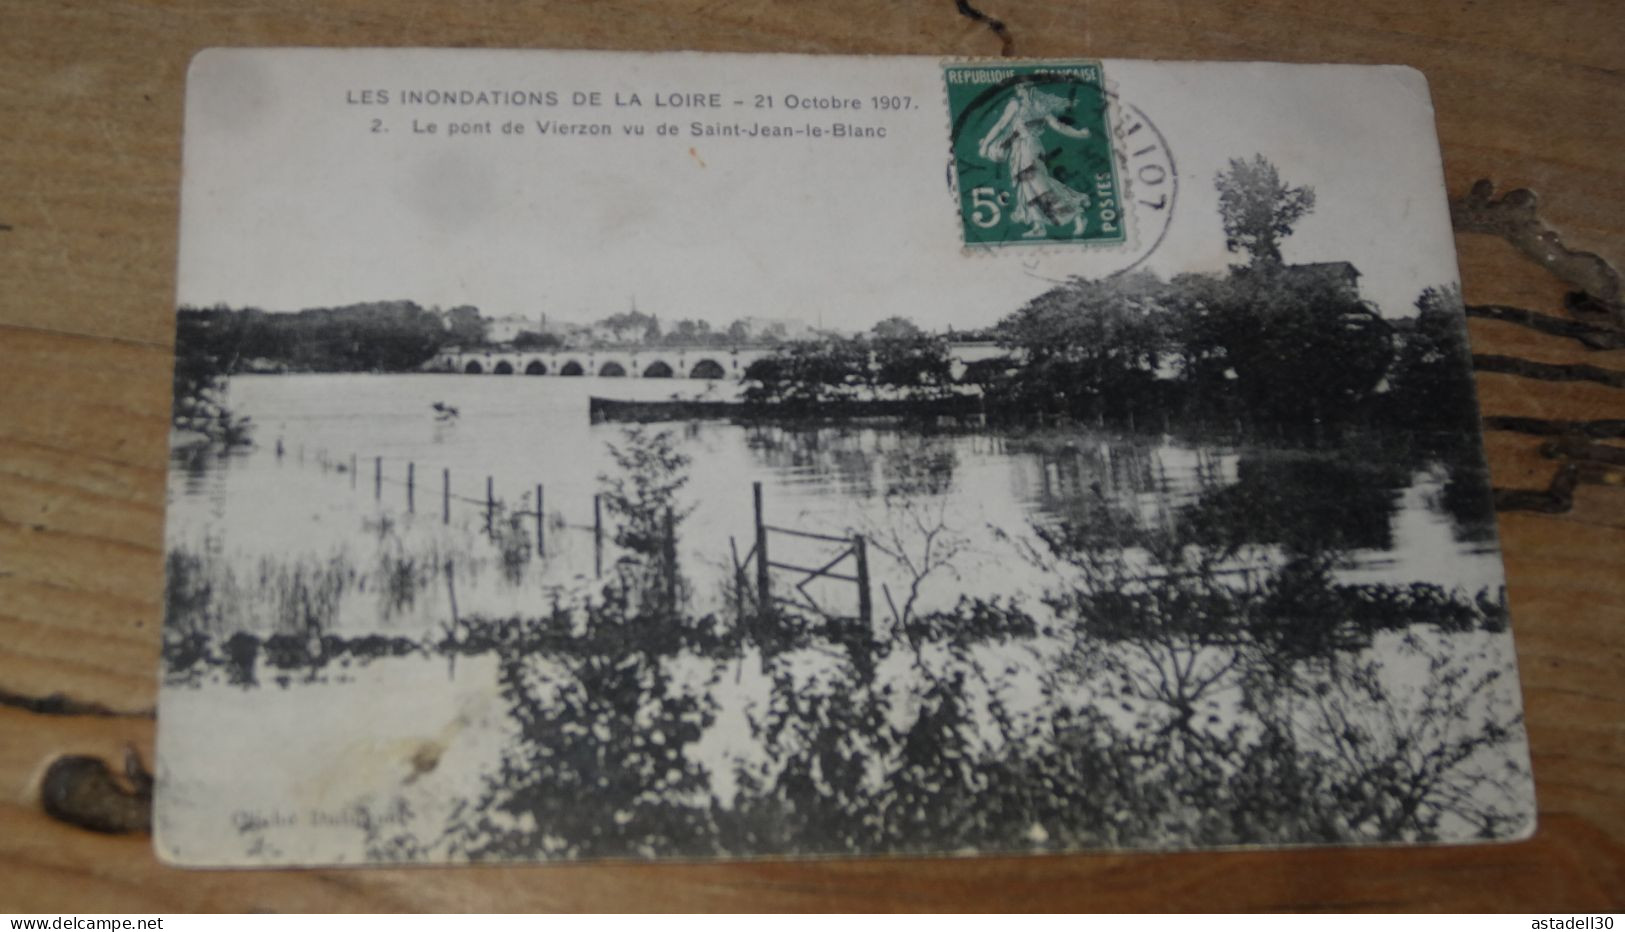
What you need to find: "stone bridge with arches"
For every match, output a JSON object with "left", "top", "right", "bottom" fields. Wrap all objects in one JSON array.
[{"left": 430, "top": 342, "right": 1007, "bottom": 381}]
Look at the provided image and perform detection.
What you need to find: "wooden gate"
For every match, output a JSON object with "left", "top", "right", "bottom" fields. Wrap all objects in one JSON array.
[{"left": 731, "top": 481, "right": 872, "bottom": 626}]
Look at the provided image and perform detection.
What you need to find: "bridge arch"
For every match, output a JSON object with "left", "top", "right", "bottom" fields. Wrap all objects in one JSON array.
[
  {"left": 524, "top": 360, "right": 547, "bottom": 375},
  {"left": 689, "top": 358, "right": 726, "bottom": 380},
  {"left": 464, "top": 360, "right": 484, "bottom": 374},
  {"left": 642, "top": 360, "right": 674, "bottom": 378},
  {"left": 493, "top": 360, "right": 514, "bottom": 375},
  {"left": 599, "top": 361, "right": 627, "bottom": 377},
  {"left": 560, "top": 360, "right": 584, "bottom": 376}
]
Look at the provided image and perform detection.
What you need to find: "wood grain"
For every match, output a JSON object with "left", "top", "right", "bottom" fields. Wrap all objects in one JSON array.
[{"left": 1, "top": 0, "right": 1621, "bottom": 912}]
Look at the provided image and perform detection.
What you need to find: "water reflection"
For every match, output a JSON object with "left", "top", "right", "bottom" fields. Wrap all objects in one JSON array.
[
  {"left": 733, "top": 421, "right": 1496, "bottom": 572},
  {"left": 165, "top": 376, "right": 1507, "bottom": 633},
  {"left": 161, "top": 375, "right": 1528, "bottom": 861},
  {"left": 1181, "top": 453, "right": 1408, "bottom": 554}
]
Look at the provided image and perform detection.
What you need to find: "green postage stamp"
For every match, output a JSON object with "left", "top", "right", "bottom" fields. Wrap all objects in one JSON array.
[{"left": 944, "top": 60, "right": 1125, "bottom": 248}]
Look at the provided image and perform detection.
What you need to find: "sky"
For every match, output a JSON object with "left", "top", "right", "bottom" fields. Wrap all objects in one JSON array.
[{"left": 178, "top": 50, "right": 1462, "bottom": 329}]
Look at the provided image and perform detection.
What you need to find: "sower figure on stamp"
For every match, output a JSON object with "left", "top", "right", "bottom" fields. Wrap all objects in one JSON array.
[{"left": 977, "top": 83, "right": 1094, "bottom": 237}]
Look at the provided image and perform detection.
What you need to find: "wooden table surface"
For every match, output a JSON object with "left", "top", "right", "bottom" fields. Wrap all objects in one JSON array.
[{"left": 1, "top": 0, "right": 1621, "bottom": 913}]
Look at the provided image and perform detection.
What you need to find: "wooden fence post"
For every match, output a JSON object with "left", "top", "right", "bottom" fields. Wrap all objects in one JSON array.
[
  {"left": 442, "top": 468, "right": 450, "bottom": 525},
  {"left": 374, "top": 456, "right": 382, "bottom": 500},
  {"left": 753, "top": 481, "right": 770, "bottom": 615},
  {"left": 407, "top": 462, "right": 415, "bottom": 513},
  {"left": 485, "top": 476, "right": 494, "bottom": 535},
  {"left": 853, "top": 533, "right": 872, "bottom": 627},
  {"left": 593, "top": 493, "right": 603, "bottom": 578}
]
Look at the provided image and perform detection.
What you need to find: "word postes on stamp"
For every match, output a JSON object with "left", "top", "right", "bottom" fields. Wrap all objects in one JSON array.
[{"left": 945, "top": 60, "right": 1125, "bottom": 248}]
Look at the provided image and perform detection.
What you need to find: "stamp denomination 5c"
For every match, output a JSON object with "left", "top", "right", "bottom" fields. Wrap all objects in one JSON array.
[{"left": 944, "top": 61, "right": 1124, "bottom": 248}]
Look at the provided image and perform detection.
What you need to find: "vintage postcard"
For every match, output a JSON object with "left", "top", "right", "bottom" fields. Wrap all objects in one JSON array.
[{"left": 158, "top": 49, "right": 1535, "bottom": 866}]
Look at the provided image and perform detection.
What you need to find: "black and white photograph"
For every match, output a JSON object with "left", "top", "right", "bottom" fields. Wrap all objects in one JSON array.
[{"left": 155, "top": 50, "right": 1536, "bottom": 866}]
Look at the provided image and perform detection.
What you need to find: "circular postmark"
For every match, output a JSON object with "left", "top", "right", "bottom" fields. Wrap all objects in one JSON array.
[{"left": 1109, "top": 97, "right": 1179, "bottom": 274}]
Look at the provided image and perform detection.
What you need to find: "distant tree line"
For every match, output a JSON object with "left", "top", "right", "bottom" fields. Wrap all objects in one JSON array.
[
  {"left": 972, "top": 271, "right": 1474, "bottom": 430},
  {"left": 169, "top": 300, "right": 482, "bottom": 441},
  {"left": 741, "top": 316, "right": 957, "bottom": 406},
  {"left": 563, "top": 309, "right": 792, "bottom": 349},
  {"left": 175, "top": 300, "right": 483, "bottom": 374},
  {"left": 171, "top": 301, "right": 813, "bottom": 382},
  {"left": 741, "top": 155, "right": 1481, "bottom": 436},
  {"left": 739, "top": 277, "right": 1474, "bottom": 435}
]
